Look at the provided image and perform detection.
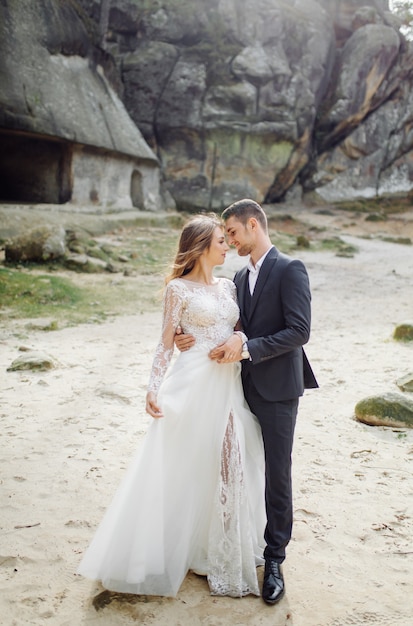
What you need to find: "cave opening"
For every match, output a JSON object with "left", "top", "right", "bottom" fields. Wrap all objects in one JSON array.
[{"left": 0, "top": 130, "right": 72, "bottom": 204}]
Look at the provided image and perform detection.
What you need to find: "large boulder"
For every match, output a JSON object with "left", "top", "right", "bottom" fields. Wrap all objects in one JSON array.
[
  {"left": 5, "top": 226, "right": 66, "bottom": 263},
  {"left": 393, "top": 322, "right": 413, "bottom": 341},
  {"left": 7, "top": 351, "right": 57, "bottom": 372},
  {"left": 317, "top": 25, "right": 400, "bottom": 147},
  {"left": 355, "top": 392, "right": 413, "bottom": 428},
  {"left": 90, "top": 0, "right": 336, "bottom": 209}
]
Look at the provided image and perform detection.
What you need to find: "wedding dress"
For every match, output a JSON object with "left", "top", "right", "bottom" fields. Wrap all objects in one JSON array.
[{"left": 77, "top": 277, "right": 266, "bottom": 597}]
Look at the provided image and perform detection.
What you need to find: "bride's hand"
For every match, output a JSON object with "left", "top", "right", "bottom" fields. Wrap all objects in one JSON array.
[
  {"left": 209, "top": 333, "right": 242, "bottom": 363},
  {"left": 146, "top": 391, "right": 164, "bottom": 418},
  {"left": 209, "top": 344, "right": 225, "bottom": 361}
]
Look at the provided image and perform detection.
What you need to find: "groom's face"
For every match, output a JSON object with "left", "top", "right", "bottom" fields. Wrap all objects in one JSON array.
[{"left": 225, "top": 216, "right": 253, "bottom": 257}]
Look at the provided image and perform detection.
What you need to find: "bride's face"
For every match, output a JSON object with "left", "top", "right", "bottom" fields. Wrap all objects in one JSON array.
[{"left": 205, "top": 226, "right": 229, "bottom": 266}]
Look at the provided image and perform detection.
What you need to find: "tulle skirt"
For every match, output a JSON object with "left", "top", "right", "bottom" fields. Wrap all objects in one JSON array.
[{"left": 77, "top": 347, "right": 266, "bottom": 597}]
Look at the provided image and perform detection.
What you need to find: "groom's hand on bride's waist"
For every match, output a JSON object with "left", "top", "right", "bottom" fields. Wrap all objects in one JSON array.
[{"left": 174, "top": 325, "right": 196, "bottom": 352}]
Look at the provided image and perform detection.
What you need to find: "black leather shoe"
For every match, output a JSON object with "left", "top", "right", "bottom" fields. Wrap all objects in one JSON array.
[{"left": 262, "top": 559, "right": 285, "bottom": 604}]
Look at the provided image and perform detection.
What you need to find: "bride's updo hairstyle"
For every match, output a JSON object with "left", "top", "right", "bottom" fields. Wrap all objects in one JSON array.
[{"left": 166, "top": 213, "right": 222, "bottom": 283}]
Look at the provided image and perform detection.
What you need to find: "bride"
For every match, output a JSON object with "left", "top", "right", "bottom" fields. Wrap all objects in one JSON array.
[{"left": 77, "top": 214, "right": 266, "bottom": 598}]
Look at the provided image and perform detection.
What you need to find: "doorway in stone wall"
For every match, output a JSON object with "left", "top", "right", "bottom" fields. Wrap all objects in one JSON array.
[
  {"left": 0, "top": 130, "right": 72, "bottom": 204},
  {"left": 130, "top": 169, "right": 144, "bottom": 209}
]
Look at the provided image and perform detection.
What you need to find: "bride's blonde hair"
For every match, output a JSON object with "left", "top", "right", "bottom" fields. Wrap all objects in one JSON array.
[{"left": 165, "top": 213, "right": 222, "bottom": 284}]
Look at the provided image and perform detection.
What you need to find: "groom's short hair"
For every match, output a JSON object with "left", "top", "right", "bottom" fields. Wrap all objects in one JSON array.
[{"left": 222, "top": 199, "right": 268, "bottom": 232}]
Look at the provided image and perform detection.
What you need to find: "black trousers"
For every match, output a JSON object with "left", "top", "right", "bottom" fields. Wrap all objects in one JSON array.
[{"left": 243, "top": 374, "right": 298, "bottom": 563}]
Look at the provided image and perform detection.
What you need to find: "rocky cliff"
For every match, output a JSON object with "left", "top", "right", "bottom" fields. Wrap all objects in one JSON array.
[
  {"left": 77, "top": 0, "right": 413, "bottom": 210},
  {"left": 2, "top": 0, "right": 412, "bottom": 211}
]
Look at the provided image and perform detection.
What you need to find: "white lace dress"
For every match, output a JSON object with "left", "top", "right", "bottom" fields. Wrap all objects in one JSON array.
[{"left": 77, "top": 277, "right": 266, "bottom": 597}]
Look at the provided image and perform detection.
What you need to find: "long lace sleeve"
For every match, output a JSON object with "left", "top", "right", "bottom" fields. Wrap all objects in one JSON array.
[
  {"left": 147, "top": 281, "right": 185, "bottom": 395},
  {"left": 227, "top": 280, "right": 247, "bottom": 339}
]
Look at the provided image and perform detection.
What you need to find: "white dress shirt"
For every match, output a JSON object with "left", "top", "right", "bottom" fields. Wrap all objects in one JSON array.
[{"left": 247, "top": 247, "right": 272, "bottom": 295}]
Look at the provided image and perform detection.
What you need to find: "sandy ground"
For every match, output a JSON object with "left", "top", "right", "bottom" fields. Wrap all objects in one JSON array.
[{"left": 1, "top": 207, "right": 413, "bottom": 626}]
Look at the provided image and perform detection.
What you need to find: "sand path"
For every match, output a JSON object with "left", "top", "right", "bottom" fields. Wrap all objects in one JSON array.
[{"left": 1, "top": 211, "right": 413, "bottom": 625}]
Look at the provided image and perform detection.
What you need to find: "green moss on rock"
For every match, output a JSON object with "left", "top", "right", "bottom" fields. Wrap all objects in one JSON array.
[
  {"left": 393, "top": 323, "right": 413, "bottom": 342},
  {"left": 206, "top": 130, "right": 293, "bottom": 170},
  {"left": 355, "top": 392, "right": 413, "bottom": 428}
]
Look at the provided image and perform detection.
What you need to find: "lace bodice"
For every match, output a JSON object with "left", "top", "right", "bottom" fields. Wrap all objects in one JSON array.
[{"left": 147, "top": 277, "right": 239, "bottom": 394}]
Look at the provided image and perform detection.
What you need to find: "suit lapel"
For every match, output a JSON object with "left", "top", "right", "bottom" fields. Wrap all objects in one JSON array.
[
  {"left": 237, "top": 266, "right": 250, "bottom": 325},
  {"left": 248, "top": 247, "right": 278, "bottom": 319}
]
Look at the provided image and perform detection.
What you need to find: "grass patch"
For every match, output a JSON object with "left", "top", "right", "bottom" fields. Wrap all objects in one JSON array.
[
  {"left": 0, "top": 265, "right": 167, "bottom": 326},
  {"left": 269, "top": 229, "right": 358, "bottom": 256},
  {"left": 0, "top": 227, "right": 182, "bottom": 326},
  {"left": 382, "top": 236, "right": 412, "bottom": 245},
  {"left": 126, "top": 227, "right": 180, "bottom": 275},
  {"left": 269, "top": 229, "right": 297, "bottom": 252},
  {"left": 315, "top": 236, "right": 358, "bottom": 256},
  {"left": 0, "top": 268, "right": 87, "bottom": 321},
  {"left": 332, "top": 195, "right": 413, "bottom": 215}
]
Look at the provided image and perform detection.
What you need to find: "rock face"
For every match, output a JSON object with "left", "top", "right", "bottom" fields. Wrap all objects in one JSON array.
[
  {"left": 1, "top": 0, "right": 412, "bottom": 211},
  {"left": 0, "top": 0, "right": 162, "bottom": 211},
  {"left": 74, "top": 0, "right": 413, "bottom": 210}
]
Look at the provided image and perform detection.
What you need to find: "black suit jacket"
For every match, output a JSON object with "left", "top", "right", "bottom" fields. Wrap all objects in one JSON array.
[{"left": 235, "top": 246, "right": 318, "bottom": 402}]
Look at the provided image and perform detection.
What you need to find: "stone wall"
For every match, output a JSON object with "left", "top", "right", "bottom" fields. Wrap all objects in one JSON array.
[{"left": 70, "top": 147, "right": 161, "bottom": 211}]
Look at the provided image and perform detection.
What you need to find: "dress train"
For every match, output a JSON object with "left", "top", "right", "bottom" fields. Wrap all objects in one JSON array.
[{"left": 77, "top": 349, "right": 265, "bottom": 597}]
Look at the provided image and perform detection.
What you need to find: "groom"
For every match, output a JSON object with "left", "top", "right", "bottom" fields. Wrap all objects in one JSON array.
[{"left": 178, "top": 199, "right": 318, "bottom": 604}]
